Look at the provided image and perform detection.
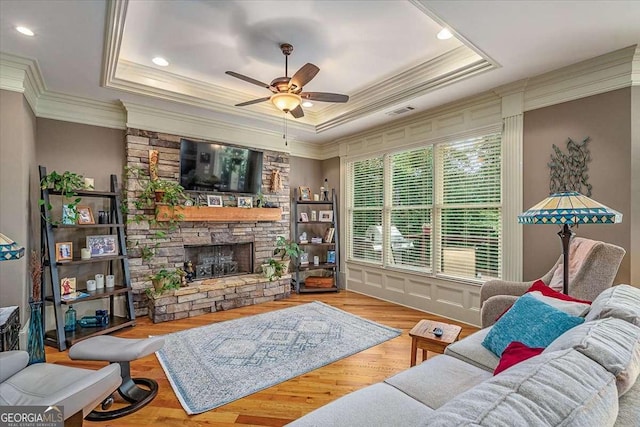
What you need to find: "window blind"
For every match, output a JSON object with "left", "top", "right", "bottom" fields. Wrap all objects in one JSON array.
[
  {"left": 347, "top": 157, "right": 384, "bottom": 263},
  {"left": 436, "top": 134, "right": 502, "bottom": 280},
  {"left": 387, "top": 148, "right": 433, "bottom": 271}
]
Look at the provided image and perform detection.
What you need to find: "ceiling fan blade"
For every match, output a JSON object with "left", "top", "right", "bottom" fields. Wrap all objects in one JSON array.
[
  {"left": 235, "top": 97, "right": 271, "bottom": 107},
  {"left": 289, "top": 63, "right": 320, "bottom": 90},
  {"left": 301, "top": 92, "right": 349, "bottom": 103},
  {"left": 289, "top": 105, "right": 304, "bottom": 118},
  {"left": 226, "top": 71, "right": 275, "bottom": 92}
]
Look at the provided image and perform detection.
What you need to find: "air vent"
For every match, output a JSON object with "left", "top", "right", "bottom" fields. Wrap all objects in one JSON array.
[{"left": 386, "top": 106, "right": 415, "bottom": 116}]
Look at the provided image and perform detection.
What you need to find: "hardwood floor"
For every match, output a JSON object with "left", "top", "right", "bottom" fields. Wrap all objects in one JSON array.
[{"left": 44, "top": 290, "right": 478, "bottom": 426}]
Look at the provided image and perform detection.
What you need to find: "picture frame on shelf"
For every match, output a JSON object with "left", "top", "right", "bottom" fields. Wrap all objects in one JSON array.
[
  {"left": 300, "top": 212, "right": 309, "bottom": 222},
  {"left": 76, "top": 205, "right": 95, "bottom": 225},
  {"left": 299, "top": 186, "right": 311, "bottom": 201},
  {"left": 60, "top": 277, "right": 76, "bottom": 296},
  {"left": 55, "top": 242, "right": 73, "bottom": 262},
  {"left": 327, "top": 250, "right": 336, "bottom": 264},
  {"left": 299, "top": 252, "right": 309, "bottom": 266},
  {"left": 323, "top": 227, "right": 335, "bottom": 243},
  {"left": 237, "top": 196, "right": 252, "bottom": 208},
  {"left": 207, "top": 195, "right": 223, "bottom": 207},
  {"left": 319, "top": 210, "right": 334, "bottom": 222},
  {"left": 86, "top": 234, "right": 118, "bottom": 257}
]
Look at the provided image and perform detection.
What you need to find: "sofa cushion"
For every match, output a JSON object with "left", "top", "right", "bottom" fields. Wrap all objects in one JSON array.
[
  {"left": 493, "top": 342, "right": 544, "bottom": 375},
  {"left": 482, "top": 293, "right": 584, "bottom": 356},
  {"left": 615, "top": 379, "right": 640, "bottom": 427},
  {"left": 444, "top": 328, "right": 499, "bottom": 372},
  {"left": 385, "top": 354, "right": 492, "bottom": 410},
  {"left": 285, "top": 382, "right": 434, "bottom": 427},
  {"left": 586, "top": 284, "right": 640, "bottom": 327},
  {"left": 529, "top": 291, "right": 591, "bottom": 316},
  {"left": 428, "top": 349, "right": 619, "bottom": 427},
  {"left": 545, "top": 317, "right": 640, "bottom": 396}
]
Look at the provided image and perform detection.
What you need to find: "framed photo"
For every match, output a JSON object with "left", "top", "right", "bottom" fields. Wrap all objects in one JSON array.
[
  {"left": 237, "top": 196, "right": 252, "bottom": 208},
  {"left": 76, "top": 205, "right": 95, "bottom": 225},
  {"left": 299, "top": 252, "right": 309, "bottom": 266},
  {"left": 300, "top": 212, "right": 309, "bottom": 222},
  {"left": 207, "top": 195, "right": 223, "bottom": 207},
  {"left": 55, "top": 242, "right": 73, "bottom": 262},
  {"left": 60, "top": 277, "right": 76, "bottom": 296},
  {"left": 86, "top": 235, "right": 118, "bottom": 257},
  {"left": 319, "top": 210, "right": 334, "bottom": 222},
  {"left": 299, "top": 186, "right": 311, "bottom": 201}
]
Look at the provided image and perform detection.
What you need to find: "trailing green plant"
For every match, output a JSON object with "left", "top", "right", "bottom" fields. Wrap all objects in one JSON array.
[
  {"left": 39, "top": 170, "right": 85, "bottom": 224},
  {"left": 144, "top": 268, "right": 185, "bottom": 297},
  {"left": 273, "top": 236, "right": 303, "bottom": 260},
  {"left": 262, "top": 258, "right": 288, "bottom": 281}
]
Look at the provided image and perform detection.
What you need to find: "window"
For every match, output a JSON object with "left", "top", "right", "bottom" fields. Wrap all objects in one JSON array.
[{"left": 346, "top": 133, "right": 502, "bottom": 281}]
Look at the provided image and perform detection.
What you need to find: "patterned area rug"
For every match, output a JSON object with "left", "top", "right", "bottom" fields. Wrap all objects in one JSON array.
[{"left": 156, "top": 301, "right": 401, "bottom": 414}]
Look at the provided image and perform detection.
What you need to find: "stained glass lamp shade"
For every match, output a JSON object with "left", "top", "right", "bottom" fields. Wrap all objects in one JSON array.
[
  {"left": 0, "top": 233, "right": 25, "bottom": 261},
  {"left": 518, "top": 191, "right": 622, "bottom": 294}
]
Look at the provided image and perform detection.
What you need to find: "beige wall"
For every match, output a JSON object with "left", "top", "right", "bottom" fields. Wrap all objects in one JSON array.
[
  {"left": 523, "top": 88, "right": 631, "bottom": 284},
  {"left": 289, "top": 156, "right": 323, "bottom": 199},
  {"left": 0, "top": 90, "right": 37, "bottom": 326}
]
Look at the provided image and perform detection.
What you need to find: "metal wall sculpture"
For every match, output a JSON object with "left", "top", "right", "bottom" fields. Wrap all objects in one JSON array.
[{"left": 548, "top": 137, "right": 592, "bottom": 196}]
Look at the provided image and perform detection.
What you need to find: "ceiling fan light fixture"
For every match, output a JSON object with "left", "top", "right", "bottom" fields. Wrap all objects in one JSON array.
[{"left": 271, "top": 93, "right": 301, "bottom": 112}]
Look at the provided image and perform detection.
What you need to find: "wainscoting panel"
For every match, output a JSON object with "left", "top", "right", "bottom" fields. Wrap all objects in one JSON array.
[{"left": 346, "top": 262, "right": 482, "bottom": 326}]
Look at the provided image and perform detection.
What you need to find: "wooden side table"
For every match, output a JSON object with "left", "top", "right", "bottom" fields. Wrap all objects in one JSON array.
[{"left": 409, "top": 319, "right": 462, "bottom": 366}]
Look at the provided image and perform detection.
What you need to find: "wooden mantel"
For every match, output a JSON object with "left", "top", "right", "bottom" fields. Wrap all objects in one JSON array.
[{"left": 156, "top": 205, "right": 282, "bottom": 222}]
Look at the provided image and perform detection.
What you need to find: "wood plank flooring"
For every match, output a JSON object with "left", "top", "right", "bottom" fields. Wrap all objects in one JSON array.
[{"left": 44, "top": 290, "right": 478, "bottom": 426}]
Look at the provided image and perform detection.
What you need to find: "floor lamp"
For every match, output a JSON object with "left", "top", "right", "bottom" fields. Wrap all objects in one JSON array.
[{"left": 518, "top": 191, "right": 622, "bottom": 295}]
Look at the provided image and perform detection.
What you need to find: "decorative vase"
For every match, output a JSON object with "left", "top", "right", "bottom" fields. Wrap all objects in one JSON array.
[{"left": 27, "top": 300, "right": 45, "bottom": 365}]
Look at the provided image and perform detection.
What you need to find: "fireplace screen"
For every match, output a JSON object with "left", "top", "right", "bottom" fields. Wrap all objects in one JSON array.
[{"left": 184, "top": 242, "right": 253, "bottom": 279}]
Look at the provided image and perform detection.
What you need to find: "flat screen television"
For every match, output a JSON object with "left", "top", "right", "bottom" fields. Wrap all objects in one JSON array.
[{"left": 179, "top": 139, "right": 263, "bottom": 193}]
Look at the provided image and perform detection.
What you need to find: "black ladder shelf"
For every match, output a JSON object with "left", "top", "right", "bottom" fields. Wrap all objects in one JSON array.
[
  {"left": 292, "top": 188, "right": 340, "bottom": 293},
  {"left": 39, "top": 166, "right": 136, "bottom": 351}
]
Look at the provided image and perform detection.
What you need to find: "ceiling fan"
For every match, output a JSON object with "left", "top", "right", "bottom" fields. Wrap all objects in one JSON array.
[{"left": 226, "top": 43, "right": 349, "bottom": 118}]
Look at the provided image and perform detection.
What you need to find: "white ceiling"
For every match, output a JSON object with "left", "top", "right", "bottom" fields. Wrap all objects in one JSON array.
[{"left": 1, "top": 0, "right": 639, "bottom": 145}]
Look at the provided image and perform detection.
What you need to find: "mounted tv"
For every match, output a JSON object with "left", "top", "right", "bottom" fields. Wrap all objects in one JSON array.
[{"left": 179, "top": 139, "right": 263, "bottom": 193}]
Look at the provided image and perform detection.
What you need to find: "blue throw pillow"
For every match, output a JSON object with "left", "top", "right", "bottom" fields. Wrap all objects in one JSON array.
[{"left": 482, "top": 293, "right": 585, "bottom": 356}]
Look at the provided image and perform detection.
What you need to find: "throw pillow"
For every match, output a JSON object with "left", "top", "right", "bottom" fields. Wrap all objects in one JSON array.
[
  {"left": 528, "top": 292, "right": 591, "bottom": 317},
  {"left": 482, "top": 293, "right": 585, "bottom": 357},
  {"left": 527, "top": 279, "right": 592, "bottom": 304},
  {"left": 495, "top": 279, "right": 591, "bottom": 321},
  {"left": 493, "top": 341, "right": 544, "bottom": 375}
]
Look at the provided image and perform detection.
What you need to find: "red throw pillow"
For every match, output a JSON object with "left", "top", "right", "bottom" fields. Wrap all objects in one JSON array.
[
  {"left": 494, "top": 279, "right": 592, "bottom": 321},
  {"left": 527, "top": 280, "right": 592, "bottom": 304},
  {"left": 493, "top": 341, "right": 544, "bottom": 375}
]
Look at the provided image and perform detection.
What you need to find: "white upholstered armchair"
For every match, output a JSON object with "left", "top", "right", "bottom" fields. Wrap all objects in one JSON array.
[{"left": 480, "top": 237, "right": 625, "bottom": 328}]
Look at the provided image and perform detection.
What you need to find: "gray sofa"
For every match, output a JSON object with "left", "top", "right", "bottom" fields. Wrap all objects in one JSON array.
[{"left": 288, "top": 284, "right": 640, "bottom": 426}]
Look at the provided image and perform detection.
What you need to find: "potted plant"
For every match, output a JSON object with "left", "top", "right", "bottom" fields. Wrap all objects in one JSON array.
[
  {"left": 146, "top": 268, "right": 185, "bottom": 296},
  {"left": 261, "top": 258, "right": 288, "bottom": 281},
  {"left": 273, "top": 236, "right": 303, "bottom": 274},
  {"left": 39, "top": 170, "right": 85, "bottom": 224}
]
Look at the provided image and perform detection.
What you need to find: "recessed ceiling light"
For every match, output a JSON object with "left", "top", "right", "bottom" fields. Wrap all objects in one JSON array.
[
  {"left": 302, "top": 101, "right": 313, "bottom": 108},
  {"left": 16, "top": 26, "right": 34, "bottom": 37},
  {"left": 437, "top": 28, "right": 453, "bottom": 40},
  {"left": 152, "top": 57, "right": 169, "bottom": 67}
]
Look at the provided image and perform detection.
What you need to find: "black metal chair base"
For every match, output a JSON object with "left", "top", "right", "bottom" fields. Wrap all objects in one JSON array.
[{"left": 86, "top": 378, "right": 158, "bottom": 421}]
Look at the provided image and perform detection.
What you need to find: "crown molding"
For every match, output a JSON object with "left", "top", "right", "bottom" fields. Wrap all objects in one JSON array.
[
  {"left": 121, "top": 101, "right": 322, "bottom": 159},
  {"left": 102, "top": 0, "right": 127, "bottom": 87},
  {"left": 523, "top": 45, "right": 638, "bottom": 111},
  {"left": 38, "top": 92, "right": 126, "bottom": 129},
  {"left": 0, "top": 53, "right": 46, "bottom": 113},
  {"left": 632, "top": 45, "right": 640, "bottom": 86}
]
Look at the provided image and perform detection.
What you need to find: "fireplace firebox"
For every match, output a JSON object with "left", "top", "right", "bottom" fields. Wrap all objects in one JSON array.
[{"left": 184, "top": 242, "right": 253, "bottom": 280}]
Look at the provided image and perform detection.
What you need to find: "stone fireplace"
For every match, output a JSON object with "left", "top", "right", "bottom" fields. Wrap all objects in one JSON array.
[{"left": 125, "top": 129, "right": 291, "bottom": 317}]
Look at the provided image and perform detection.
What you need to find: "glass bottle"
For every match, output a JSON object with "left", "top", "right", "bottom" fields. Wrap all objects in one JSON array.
[
  {"left": 27, "top": 300, "right": 45, "bottom": 364},
  {"left": 64, "top": 305, "right": 76, "bottom": 332}
]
